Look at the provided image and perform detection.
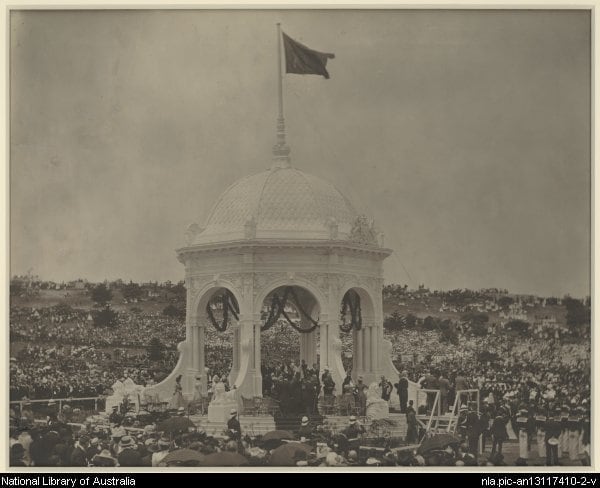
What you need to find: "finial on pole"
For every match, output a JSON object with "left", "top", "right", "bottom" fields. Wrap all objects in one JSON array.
[{"left": 272, "top": 22, "right": 291, "bottom": 169}]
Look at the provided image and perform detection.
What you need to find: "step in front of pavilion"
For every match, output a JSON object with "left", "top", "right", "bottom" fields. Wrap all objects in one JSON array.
[
  {"left": 190, "top": 414, "right": 277, "bottom": 437},
  {"left": 324, "top": 413, "right": 408, "bottom": 439},
  {"left": 189, "top": 413, "right": 408, "bottom": 439}
]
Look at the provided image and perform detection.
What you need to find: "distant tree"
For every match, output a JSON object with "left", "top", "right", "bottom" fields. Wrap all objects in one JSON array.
[
  {"left": 384, "top": 311, "right": 404, "bottom": 331},
  {"left": 471, "top": 321, "right": 488, "bottom": 337},
  {"left": 505, "top": 319, "right": 530, "bottom": 336},
  {"left": 564, "top": 297, "right": 590, "bottom": 329},
  {"left": 122, "top": 282, "right": 143, "bottom": 302},
  {"left": 147, "top": 337, "right": 164, "bottom": 361},
  {"left": 405, "top": 314, "right": 417, "bottom": 328},
  {"left": 93, "top": 306, "right": 118, "bottom": 327},
  {"left": 169, "top": 282, "right": 186, "bottom": 304},
  {"left": 498, "top": 296, "right": 514, "bottom": 309},
  {"left": 461, "top": 312, "right": 489, "bottom": 327},
  {"left": 90, "top": 284, "right": 113, "bottom": 307},
  {"left": 439, "top": 321, "right": 459, "bottom": 345},
  {"left": 10, "top": 281, "right": 23, "bottom": 297},
  {"left": 163, "top": 304, "right": 185, "bottom": 319},
  {"left": 546, "top": 297, "right": 559, "bottom": 306},
  {"left": 423, "top": 316, "right": 438, "bottom": 331}
]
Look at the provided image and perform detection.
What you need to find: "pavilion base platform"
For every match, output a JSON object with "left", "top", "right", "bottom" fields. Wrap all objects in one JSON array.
[{"left": 188, "top": 412, "right": 408, "bottom": 439}]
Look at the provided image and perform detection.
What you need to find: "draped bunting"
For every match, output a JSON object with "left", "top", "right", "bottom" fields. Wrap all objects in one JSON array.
[
  {"left": 261, "top": 287, "right": 319, "bottom": 334},
  {"left": 206, "top": 289, "right": 239, "bottom": 332},
  {"left": 340, "top": 290, "right": 362, "bottom": 333}
]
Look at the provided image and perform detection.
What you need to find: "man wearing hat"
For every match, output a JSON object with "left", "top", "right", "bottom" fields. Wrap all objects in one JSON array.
[
  {"left": 117, "top": 435, "right": 142, "bottom": 467},
  {"left": 151, "top": 436, "right": 171, "bottom": 467},
  {"left": 406, "top": 401, "right": 419, "bottom": 444},
  {"left": 297, "top": 416, "right": 313, "bottom": 441},
  {"left": 394, "top": 371, "right": 409, "bottom": 413},
  {"left": 177, "top": 406, "right": 186, "bottom": 416},
  {"left": 91, "top": 448, "right": 116, "bottom": 467},
  {"left": 109, "top": 406, "right": 122, "bottom": 424},
  {"left": 342, "top": 416, "right": 365, "bottom": 440},
  {"left": 535, "top": 406, "right": 547, "bottom": 459},
  {"left": 86, "top": 437, "right": 101, "bottom": 462},
  {"left": 490, "top": 407, "right": 508, "bottom": 455},
  {"left": 516, "top": 408, "right": 530, "bottom": 460},
  {"left": 545, "top": 409, "right": 561, "bottom": 466},
  {"left": 227, "top": 408, "right": 242, "bottom": 440},
  {"left": 355, "top": 376, "right": 368, "bottom": 416},
  {"left": 466, "top": 402, "right": 481, "bottom": 455},
  {"left": 70, "top": 435, "right": 90, "bottom": 467},
  {"left": 567, "top": 406, "right": 582, "bottom": 462}
]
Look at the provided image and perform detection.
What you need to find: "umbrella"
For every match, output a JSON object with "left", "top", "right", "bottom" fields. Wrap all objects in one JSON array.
[
  {"left": 200, "top": 451, "right": 249, "bottom": 467},
  {"left": 157, "top": 416, "right": 196, "bottom": 434},
  {"left": 269, "top": 442, "right": 313, "bottom": 466},
  {"left": 162, "top": 449, "right": 205, "bottom": 466},
  {"left": 260, "top": 430, "right": 295, "bottom": 448},
  {"left": 417, "top": 434, "right": 460, "bottom": 454}
]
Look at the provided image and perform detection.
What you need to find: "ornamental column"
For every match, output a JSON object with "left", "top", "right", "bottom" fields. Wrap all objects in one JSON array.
[
  {"left": 354, "top": 328, "right": 363, "bottom": 376},
  {"left": 253, "top": 313, "right": 263, "bottom": 397},
  {"left": 229, "top": 324, "right": 240, "bottom": 387}
]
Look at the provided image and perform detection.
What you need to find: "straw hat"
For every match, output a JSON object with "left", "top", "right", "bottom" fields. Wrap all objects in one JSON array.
[
  {"left": 119, "top": 435, "right": 135, "bottom": 448},
  {"left": 301, "top": 416, "right": 309, "bottom": 426},
  {"left": 349, "top": 416, "right": 357, "bottom": 424},
  {"left": 230, "top": 408, "right": 237, "bottom": 417}
]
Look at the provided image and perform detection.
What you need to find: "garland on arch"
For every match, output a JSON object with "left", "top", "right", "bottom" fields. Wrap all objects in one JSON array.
[
  {"left": 340, "top": 290, "right": 362, "bottom": 333},
  {"left": 261, "top": 287, "right": 319, "bottom": 334},
  {"left": 206, "top": 289, "right": 240, "bottom": 332}
]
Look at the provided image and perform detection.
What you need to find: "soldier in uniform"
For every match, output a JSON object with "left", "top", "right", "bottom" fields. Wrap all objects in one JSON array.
[
  {"left": 545, "top": 408, "right": 561, "bottom": 466},
  {"left": 567, "top": 406, "right": 582, "bottom": 462},
  {"left": 490, "top": 406, "right": 508, "bottom": 455},
  {"left": 466, "top": 402, "right": 481, "bottom": 455},
  {"left": 535, "top": 407, "right": 547, "bottom": 459},
  {"left": 581, "top": 407, "right": 590, "bottom": 466},
  {"left": 559, "top": 405, "right": 569, "bottom": 458},
  {"left": 516, "top": 408, "right": 530, "bottom": 460}
]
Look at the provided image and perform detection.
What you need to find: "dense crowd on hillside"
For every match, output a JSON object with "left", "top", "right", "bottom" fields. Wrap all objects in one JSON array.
[{"left": 8, "top": 281, "right": 591, "bottom": 467}]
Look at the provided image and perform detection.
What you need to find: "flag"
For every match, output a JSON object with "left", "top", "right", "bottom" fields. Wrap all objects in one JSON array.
[{"left": 282, "top": 31, "right": 335, "bottom": 79}]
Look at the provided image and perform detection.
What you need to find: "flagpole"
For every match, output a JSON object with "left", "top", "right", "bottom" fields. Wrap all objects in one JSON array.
[
  {"left": 277, "top": 22, "right": 284, "bottom": 121},
  {"left": 273, "top": 23, "right": 290, "bottom": 168}
]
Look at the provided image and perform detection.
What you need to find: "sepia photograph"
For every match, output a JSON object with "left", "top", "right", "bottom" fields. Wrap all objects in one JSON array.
[{"left": 7, "top": 7, "right": 592, "bottom": 470}]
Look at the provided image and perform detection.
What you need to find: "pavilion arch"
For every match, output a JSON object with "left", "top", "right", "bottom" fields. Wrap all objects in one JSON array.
[
  {"left": 253, "top": 277, "right": 327, "bottom": 317},
  {"left": 185, "top": 283, "right": 244, "bottom": 394}
]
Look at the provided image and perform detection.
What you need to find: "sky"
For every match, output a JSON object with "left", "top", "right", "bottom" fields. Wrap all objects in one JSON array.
[{"left": 10, "top": 9, "right": 591, "bottom": 297}]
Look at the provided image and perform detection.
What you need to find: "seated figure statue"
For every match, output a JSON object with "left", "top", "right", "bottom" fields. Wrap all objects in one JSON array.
[
  {"left": 366, "top": 382, "right": 389, "bottom": 420},
  {"left": 210, "top": 380, "right": 227, "bottom": 405}
]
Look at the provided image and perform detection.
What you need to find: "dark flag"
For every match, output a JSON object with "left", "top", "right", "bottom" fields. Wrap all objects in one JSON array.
[{"left": 282, "top": 32, "right": 335, "bottom": 79}]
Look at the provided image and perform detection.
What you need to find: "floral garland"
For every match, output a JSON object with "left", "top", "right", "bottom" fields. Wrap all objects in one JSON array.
[
  {"left": 206, "top": 290, "right": 239, "bottom": 332},
  {"left": 261, "top": 287, "right": 319, "bottom": 334},
  {"left": 340, "top": 290, "right": 362, "bottom": 333}
]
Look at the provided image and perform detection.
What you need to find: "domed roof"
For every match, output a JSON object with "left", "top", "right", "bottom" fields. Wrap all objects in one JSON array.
[{"left": 187, "top": 166, "right": 375, "bottom": 246}]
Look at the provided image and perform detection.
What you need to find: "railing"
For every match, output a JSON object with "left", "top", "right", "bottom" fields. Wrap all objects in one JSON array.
[{"left": 10, "top": 396, "right": 105, "bottom": 416}]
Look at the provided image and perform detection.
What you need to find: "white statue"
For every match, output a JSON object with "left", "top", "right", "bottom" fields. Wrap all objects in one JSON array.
[
  {"left": 366, "top": 382, "right": 389, "bottom": 420},
  {"left": 211, "top": 381, "right": 226, "bottom": 405}
]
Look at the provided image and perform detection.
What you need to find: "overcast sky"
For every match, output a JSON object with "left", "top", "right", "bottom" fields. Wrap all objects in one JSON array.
[{"left": 10, "top": 9, "right": 591, "bottom": 297}]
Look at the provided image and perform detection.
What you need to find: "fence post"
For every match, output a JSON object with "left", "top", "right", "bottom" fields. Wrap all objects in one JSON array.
[
  {"left": 59, "top": 399, "right": 62, "bottom": 413},
  {"left": 94, "top": 399, "right": 98, "bottom": 412}
]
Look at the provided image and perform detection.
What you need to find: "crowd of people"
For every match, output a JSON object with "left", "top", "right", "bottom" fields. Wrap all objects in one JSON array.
[{"left": 8, "top": 289, "right": 591, "bottom": 467}]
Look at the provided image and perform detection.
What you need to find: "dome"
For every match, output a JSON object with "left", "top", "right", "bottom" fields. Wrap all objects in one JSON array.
[{"left": 187, "top": 166, "right": 377, "bottom": 246}]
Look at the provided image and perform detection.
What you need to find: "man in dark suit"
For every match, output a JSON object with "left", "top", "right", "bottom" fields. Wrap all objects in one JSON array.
[
  {"left": 545, "top": 409, "right": 562, "bottom": 466},
  {"left": 70, "top": 435, "right": 90, "bottom": 467},
  {"left": 117, "top": 436, "right": 142, "bottom": 467},
  {"left": 227, "top": 408, "right": 242, "bottom": 440},
  {"left": 465, "top": 402, "right": 481, "bottom": 455},
  {"left": 394, "top": 371, "right": 409, "bottom": 413}
]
